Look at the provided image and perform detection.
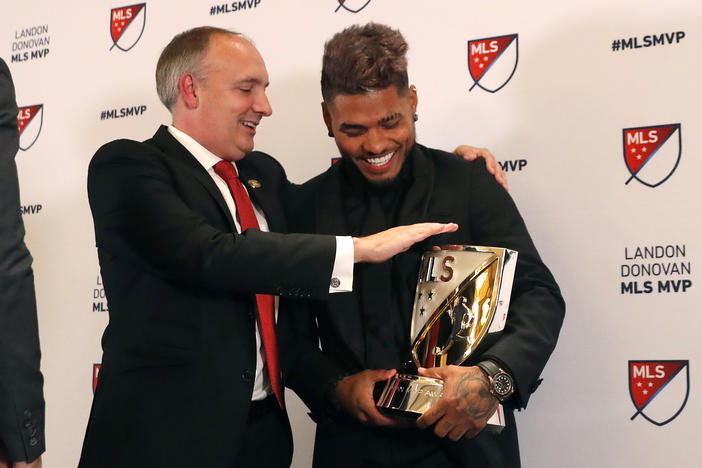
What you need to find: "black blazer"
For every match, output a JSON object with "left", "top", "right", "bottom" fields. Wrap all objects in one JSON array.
[
  {"left": 0, "top": 58, "right": 45, "bottom": 463},
  {"left": 280, "top": 144, "right": 565, "bottom": 467},
  {"left": 79, "top": 126, "right": 337, "bottom": 467}
]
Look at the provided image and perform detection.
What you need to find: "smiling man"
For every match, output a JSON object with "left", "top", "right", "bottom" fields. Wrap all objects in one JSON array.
[
  {"left": 78, "top": 26, "right": 459, "bottom": 468},
  {"left": 280, "top": 23, "right": 565, "bottom": 468}
]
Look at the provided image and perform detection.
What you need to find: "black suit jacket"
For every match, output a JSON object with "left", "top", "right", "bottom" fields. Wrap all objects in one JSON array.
[
  {"left": 280, "top": 144, "right": 565, "bottom": 467},
  {"left": 0, "top": 58, "right": 45, "bottom": 463},
  {"left": 79, "top": 126, "right": 337, "bottom": 467}
]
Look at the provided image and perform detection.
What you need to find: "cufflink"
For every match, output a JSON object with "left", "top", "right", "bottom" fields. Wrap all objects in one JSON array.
[{"left": 330, "top": 277, "right": 341, "bottom": 288}]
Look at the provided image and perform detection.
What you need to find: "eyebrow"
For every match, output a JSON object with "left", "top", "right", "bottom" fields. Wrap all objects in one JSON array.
[
  {"left": 339, "top": 122, "right": 366, "bottom": 131},
  {"left": 235, "top": 77, "right": 270, "bottom": 87},
  {"left": 377, "top": 112, "right": 401, "bottom": 125},
  {"left": 339, "top": 112, "right": 401, "bottom": 131}
]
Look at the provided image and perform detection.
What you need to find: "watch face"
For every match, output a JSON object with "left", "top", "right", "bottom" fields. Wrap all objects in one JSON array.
[{"left": 493, "top": 373, "right": 513, "bottom": 397}]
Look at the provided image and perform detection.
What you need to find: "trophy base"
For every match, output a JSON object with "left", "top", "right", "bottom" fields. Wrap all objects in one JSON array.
[
  {"left": 376, "top": 374, "right": 444, "bottom": 417},
  {"left": 377, "top": 373, "right": 506, "bottom": 432}
]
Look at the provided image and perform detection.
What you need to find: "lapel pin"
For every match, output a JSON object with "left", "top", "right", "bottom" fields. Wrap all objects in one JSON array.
[{"left": 247, "top": 179, "right": 262, "bottom": 189}]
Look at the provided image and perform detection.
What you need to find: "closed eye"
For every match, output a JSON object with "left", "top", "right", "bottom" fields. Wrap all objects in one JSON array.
[{"left": 340, "top": 124, "right": 366, "bottom": 137}]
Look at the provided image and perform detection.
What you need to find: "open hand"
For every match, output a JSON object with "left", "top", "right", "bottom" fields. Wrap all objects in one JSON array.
[{"left": 354, "top": 222, "right": 458, "bottom": 264}]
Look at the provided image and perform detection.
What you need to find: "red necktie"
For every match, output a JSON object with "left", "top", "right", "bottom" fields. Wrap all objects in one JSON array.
[{"left": 214, "top": 160, "right": 284, "bottom": 409}]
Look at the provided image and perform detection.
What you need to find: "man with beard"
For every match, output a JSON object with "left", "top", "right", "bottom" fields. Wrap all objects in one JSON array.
[{"left": 280, "top": 23, "right": 565, "bottom": 468}]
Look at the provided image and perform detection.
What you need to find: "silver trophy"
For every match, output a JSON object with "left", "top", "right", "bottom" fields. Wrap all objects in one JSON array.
[{"left": 377, "top": 245, "right": 517, "bottom": 428}]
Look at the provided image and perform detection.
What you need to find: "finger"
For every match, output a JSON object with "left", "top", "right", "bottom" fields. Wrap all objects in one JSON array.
[
  {"left": 433, "top": 418, "right": 455, "bottom": 438},
  {"left": 370, "top": 368, "right": 397, "bottom": 383},
  {"left": 481, "top": 149, "right": 497, "bottom": 174},
  {"left": 499, "top": 173, "right": 509, "bottom": 191},
  {"left": 408, "top": 223, "right": 458, "bottom": 242},
  {"left": 417, "top": 366, "right": 444, "bottom": 380},
  {"left": 454, "top": 145, "right": 478, "bottom": 161},
  {"left": 367, "top": 406, "right": 399, "bottom": 427},
  {"left": 439, "top": 223, "right": 459, "bottom": 233},
  {"left": 493, "top": 163, "right": 508, "bottom": 188},
  {"left": 448, "top": 423, "right": 470, "bottom": 441},
  {"left": 413, "top": 222, "right": 456, "bottom": 234},
  {"left": 416, "top": 404, "right": 443, "bottom": 429},
  {"left": 459, "top": 419, "right": 486, "bottom": 440}
]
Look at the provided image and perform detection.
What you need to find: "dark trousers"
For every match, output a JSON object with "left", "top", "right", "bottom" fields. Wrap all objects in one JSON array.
[{"left": 312, "top": 422, "right": 455, "bottom": 468}]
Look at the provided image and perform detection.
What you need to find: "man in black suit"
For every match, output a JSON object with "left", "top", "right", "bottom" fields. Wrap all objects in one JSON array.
[
  {"left": 0, "top": 59, "right": 45, "bottom": 468},
  {"left": 78, "top": 27, "right": 457, "bottom": 468},
  {"left": 280, "top": 23, "right": 565, "bottom": 467}
]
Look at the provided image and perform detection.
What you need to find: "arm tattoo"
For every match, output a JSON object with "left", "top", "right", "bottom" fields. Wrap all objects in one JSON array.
[{"left": 455, "top": 370, "right": 499, "bottom": 420}]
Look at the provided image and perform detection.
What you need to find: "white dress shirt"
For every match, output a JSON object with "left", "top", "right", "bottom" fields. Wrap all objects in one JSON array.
[{"left": 168, "top": 125, "right": 353, "bottom": 400}]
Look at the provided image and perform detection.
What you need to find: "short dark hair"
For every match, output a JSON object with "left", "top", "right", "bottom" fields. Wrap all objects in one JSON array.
[
  {"left": 321, "top": 23, "right": 409, "bottom": 103},
  {"left": 155, "top": 26, "right": 240, "bottom": 111}
]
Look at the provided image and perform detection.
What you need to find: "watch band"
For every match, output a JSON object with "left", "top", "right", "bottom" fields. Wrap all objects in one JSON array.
[
  {"left": 477, "top": 360, "right": 501, "bottom": 378},
  {"left": 477, "top": 360, "right": 514, "bottom": 402}
]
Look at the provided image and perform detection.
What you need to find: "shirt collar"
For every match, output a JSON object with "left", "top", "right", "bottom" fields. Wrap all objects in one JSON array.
[{"left": 168, "top": 125, "right": 238, "bottom": 175}]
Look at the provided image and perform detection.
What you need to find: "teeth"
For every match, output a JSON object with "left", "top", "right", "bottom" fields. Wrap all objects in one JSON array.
[
  {"left": 366, "top": 152, "right": 394, "bottom": 167},
  {"left": 242, "top": 121, "right": 256, "bottom": 129}
]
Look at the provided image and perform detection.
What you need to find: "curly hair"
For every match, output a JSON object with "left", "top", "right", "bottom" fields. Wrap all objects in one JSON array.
[{"left": 321, "top": 23, "right": 409, "bottom": 103}]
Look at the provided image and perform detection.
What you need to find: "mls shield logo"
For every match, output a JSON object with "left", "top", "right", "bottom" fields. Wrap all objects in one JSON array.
[
  {"left": 629, "top": 360, "right": 689, "bottom": 426},
  {"left": 623, "top": 123, "right": 681, "bottom": 187},
  {"left": 17, "top": 104, "right": 43, "bottom": 151},
  {"left": 334, "top": 0, "right": 372, "bottom": 13},
  {"left": 93, "top": 363, "right": 102, "bottom": 393},
  {"left": 468, "top": 34, "right": 518, "bottom": 93},
  {"left": 109, "top": 3, "right": 146, "bottom": 51}
]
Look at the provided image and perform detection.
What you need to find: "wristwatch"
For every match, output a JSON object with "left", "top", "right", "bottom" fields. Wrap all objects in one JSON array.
[{"left": 477, "top": 360, "right": 514, "bottom": 402}]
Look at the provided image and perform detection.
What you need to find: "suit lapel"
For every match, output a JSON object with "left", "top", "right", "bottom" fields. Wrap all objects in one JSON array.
[
  {"left": 150, "top": 126, "right": 237, "bottom": 232},
  {"left": 315, "top": 165, "right": 368, "bottom": 368},
  {"left": 396, "top": 144, "right": 435, "bottom": 227},
  {"left": 315, "top": 164, "right": 349, "bottom": 236},
  {"left": 235, "top": 158, "right": 284, "bottom": 233}
]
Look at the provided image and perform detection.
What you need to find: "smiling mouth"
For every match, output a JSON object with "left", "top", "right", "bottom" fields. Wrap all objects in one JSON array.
[
  {"left": 364, "top": 151, "right": 395, "bottom": 168},
  {"left": 241, "top": 120, "right": 258, "bottom": 130}
]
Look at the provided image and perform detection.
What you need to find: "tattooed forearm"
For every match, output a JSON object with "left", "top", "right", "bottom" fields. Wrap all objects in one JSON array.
[{"left": 454, "top": 369, "right": 499, "bottom": 420}]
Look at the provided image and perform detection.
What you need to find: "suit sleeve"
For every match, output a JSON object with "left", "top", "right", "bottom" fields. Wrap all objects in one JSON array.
[
  {"left": 467, "top": 159, "right": 565, "bottom": 409},
  {"left": 0, "top": 59, "right": 45, "bottom": 462},
  {"left": 88, "top": 141, "right": 337, "bottom": 299}
]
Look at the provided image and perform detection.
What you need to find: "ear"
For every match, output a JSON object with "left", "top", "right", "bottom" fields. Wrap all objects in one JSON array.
[
  {"left": 321, "top": 101, "right": 333, "bottom": 134},
  {"left": 409, "top": 84, "right": 418, "bottom": 114},
  {"left": 178, "top": 73, "right": 199, "bottom": 109}
]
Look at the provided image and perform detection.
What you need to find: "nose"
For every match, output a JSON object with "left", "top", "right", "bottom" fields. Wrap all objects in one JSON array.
[
  {"left": 362, "top": 127, "right": 388, "bottom": 155},
  {"left": 254, "top": 89, "right": 272, "bottom": 117}
]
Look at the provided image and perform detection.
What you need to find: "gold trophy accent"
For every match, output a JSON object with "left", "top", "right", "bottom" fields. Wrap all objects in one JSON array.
[{"left": 377, "top": 246, "right": 517, "bottom": 429}]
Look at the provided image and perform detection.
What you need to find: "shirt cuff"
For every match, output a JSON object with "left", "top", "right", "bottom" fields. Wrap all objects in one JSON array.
[{"left": 329, "top": 236, "right": 353, "bottom": 293}]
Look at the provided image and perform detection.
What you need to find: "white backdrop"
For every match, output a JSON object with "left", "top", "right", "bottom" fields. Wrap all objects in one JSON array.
[{"left": 3, "top": 1, "right": 700, "bottom": 466}]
